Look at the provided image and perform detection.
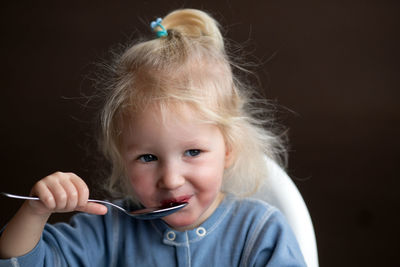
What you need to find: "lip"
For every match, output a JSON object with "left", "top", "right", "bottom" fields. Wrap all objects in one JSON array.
[{"left": 160, "top": 195, "right": 192, "bottom": 208}]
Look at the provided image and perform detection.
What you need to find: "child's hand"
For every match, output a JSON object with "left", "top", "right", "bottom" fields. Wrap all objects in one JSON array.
[{"left": 28, "top": 172, "right": 108, "bottom": 216}]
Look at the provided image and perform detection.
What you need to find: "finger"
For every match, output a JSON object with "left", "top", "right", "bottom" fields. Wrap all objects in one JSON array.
[
  {"left": 59, "top": 177, "right": 79, "bottom": 211},
  {"left": 68, "top": 173, "right": 89, "bottom": 208},
  {"left": 31, "top": 180, "right": 56, "bottom": 211},
  {"left": 45, "top": 175, "right": 68, "bottom": 210},
  {"left": 77, "top": 202, "right": 108, "bottom": 215}
]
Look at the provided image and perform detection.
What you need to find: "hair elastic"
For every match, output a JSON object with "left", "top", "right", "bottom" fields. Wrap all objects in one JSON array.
[{"left": 150, "top": 18, "right": 168, "bottom": 38}]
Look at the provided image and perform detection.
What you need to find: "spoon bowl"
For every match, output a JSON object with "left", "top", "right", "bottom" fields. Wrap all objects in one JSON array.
[{"left": 1, "top": 192, "right": 188, "bottom": 220}]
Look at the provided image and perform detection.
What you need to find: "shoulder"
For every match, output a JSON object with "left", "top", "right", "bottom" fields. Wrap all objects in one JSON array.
[
  {"left": 220, "top": 194, "right": 289, "bottom": 243},
  {"left": 224, "top": 195, "right": 306, "bottom": 266},
  {"left": 230, "top": 196, "right": 294, "bottom": 245}
]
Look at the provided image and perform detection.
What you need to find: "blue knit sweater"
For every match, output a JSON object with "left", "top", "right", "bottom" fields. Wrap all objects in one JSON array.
[{"left": 0, "top": 194, "right": 305, "bottom": 266}]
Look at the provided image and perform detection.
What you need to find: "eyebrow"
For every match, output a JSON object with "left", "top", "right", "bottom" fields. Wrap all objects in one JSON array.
[
  {"left": 124, "top": 143, "right": 147, "bottom": 153},
  {"left": 125, "top": 137, "right": 209, "bottom": 152}
]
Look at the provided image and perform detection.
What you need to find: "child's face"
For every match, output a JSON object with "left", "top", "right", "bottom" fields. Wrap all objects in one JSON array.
[{"left": 121, "top": 105, "right": 230, "bottom": 230}]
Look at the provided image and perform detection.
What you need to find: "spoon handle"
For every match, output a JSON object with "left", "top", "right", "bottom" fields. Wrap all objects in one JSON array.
[
  {"left": 1, "top": 192, "right": 127, "bottom": 213},
  {"left": 1, "top": 192, "right": 39, "bottom": 201}
]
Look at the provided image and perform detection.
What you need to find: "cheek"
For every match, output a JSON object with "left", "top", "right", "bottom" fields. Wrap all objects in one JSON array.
[
  {"left": 127, "top": 167, "right": 156, "bottom": 201},
  {"left": 192, "top": 160, "right": 225, "bottom": 191}
]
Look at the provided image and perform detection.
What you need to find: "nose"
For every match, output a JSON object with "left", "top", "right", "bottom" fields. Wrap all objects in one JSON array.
[{"left": 157, "top": 160, "right": 185, "bottom": 190}]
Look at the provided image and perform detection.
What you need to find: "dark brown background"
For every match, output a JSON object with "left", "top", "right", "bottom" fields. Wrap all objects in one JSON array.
[{"left": 1, "top": 1, "right": 399, "bottom": 266}]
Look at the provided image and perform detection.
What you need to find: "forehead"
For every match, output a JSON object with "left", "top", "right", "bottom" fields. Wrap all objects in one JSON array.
[
  {"left": 125, "top": 102, "right": 208, "bottom": 131},
  {"left": 121, "top": 103, "right": 224, "bottom": 149}
]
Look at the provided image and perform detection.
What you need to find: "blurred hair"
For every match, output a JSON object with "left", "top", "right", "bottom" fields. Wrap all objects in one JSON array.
[{"left": 97, "top": 9, "right": 287, "bottom": 200}]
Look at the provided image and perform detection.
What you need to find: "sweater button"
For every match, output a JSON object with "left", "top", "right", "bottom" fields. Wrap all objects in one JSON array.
[
  {"left": 196, "top": 227, "right": 206, "bottom": 237},
  {"left": 166, "top": 231, "right": 176, "bottom": 241}
]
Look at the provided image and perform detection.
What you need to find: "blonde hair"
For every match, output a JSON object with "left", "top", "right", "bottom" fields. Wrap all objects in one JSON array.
[{"left": 98, "top": 9, "right": 287, "bottom": 199}]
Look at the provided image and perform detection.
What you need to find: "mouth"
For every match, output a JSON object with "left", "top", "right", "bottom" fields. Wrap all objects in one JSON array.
[{"left": 160, "top": 195, "right": 191, "bottom": 209}]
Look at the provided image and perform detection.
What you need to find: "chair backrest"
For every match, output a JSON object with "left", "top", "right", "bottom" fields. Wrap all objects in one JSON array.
[{"left": 252, "top": 158, "right": 319, "bottom": 267}]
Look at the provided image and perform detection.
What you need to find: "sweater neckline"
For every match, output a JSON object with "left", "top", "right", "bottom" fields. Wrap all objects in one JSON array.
[{"left": 150, "top": 194, "right": 235, "bottom": 244}]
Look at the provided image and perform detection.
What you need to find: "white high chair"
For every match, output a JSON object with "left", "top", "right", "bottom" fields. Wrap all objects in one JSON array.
[{"left": 252, "top": 158, "right": 319, "bottom": 267}]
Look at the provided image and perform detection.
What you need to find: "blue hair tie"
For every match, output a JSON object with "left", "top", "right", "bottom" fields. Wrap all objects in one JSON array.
[{"left": 150, "top": 18, "right": 168, "bottom": 38}]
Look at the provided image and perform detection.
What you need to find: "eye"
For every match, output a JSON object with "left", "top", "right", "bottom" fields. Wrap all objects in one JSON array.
[
  {"left": 184, "top": 149, "right": 201, "bottom": 157},
  {"left": 137, "top": 154, "right": 158, "bottom": 162}
]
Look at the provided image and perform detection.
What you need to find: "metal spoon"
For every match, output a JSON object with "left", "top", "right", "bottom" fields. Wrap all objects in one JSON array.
[{"left": 1, "top": 192, "right": 187, "bottom": 220}]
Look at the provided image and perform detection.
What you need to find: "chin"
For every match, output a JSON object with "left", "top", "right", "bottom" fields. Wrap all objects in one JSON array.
[{"left": 162, "top": 212, "right": 199, "bottom": 230}]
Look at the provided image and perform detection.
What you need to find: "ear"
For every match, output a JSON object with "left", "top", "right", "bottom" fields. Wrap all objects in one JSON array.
[{"left": 224, "top": 143, "right": 235, "bottom": 169}]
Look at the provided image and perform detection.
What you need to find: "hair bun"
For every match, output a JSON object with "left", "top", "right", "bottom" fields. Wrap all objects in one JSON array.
[{"left": 162, "top": 9, "right": 224, "bottom": 50}]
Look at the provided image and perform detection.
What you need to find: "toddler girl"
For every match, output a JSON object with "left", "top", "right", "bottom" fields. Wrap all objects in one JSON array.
[{"left": 0, "top": 9, "right": 306, "bottom": 266}]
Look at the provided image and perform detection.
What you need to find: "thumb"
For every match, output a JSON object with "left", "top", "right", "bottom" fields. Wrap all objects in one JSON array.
[{"left": 77, "top": 202, "right": 108, "bottom": 215}]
